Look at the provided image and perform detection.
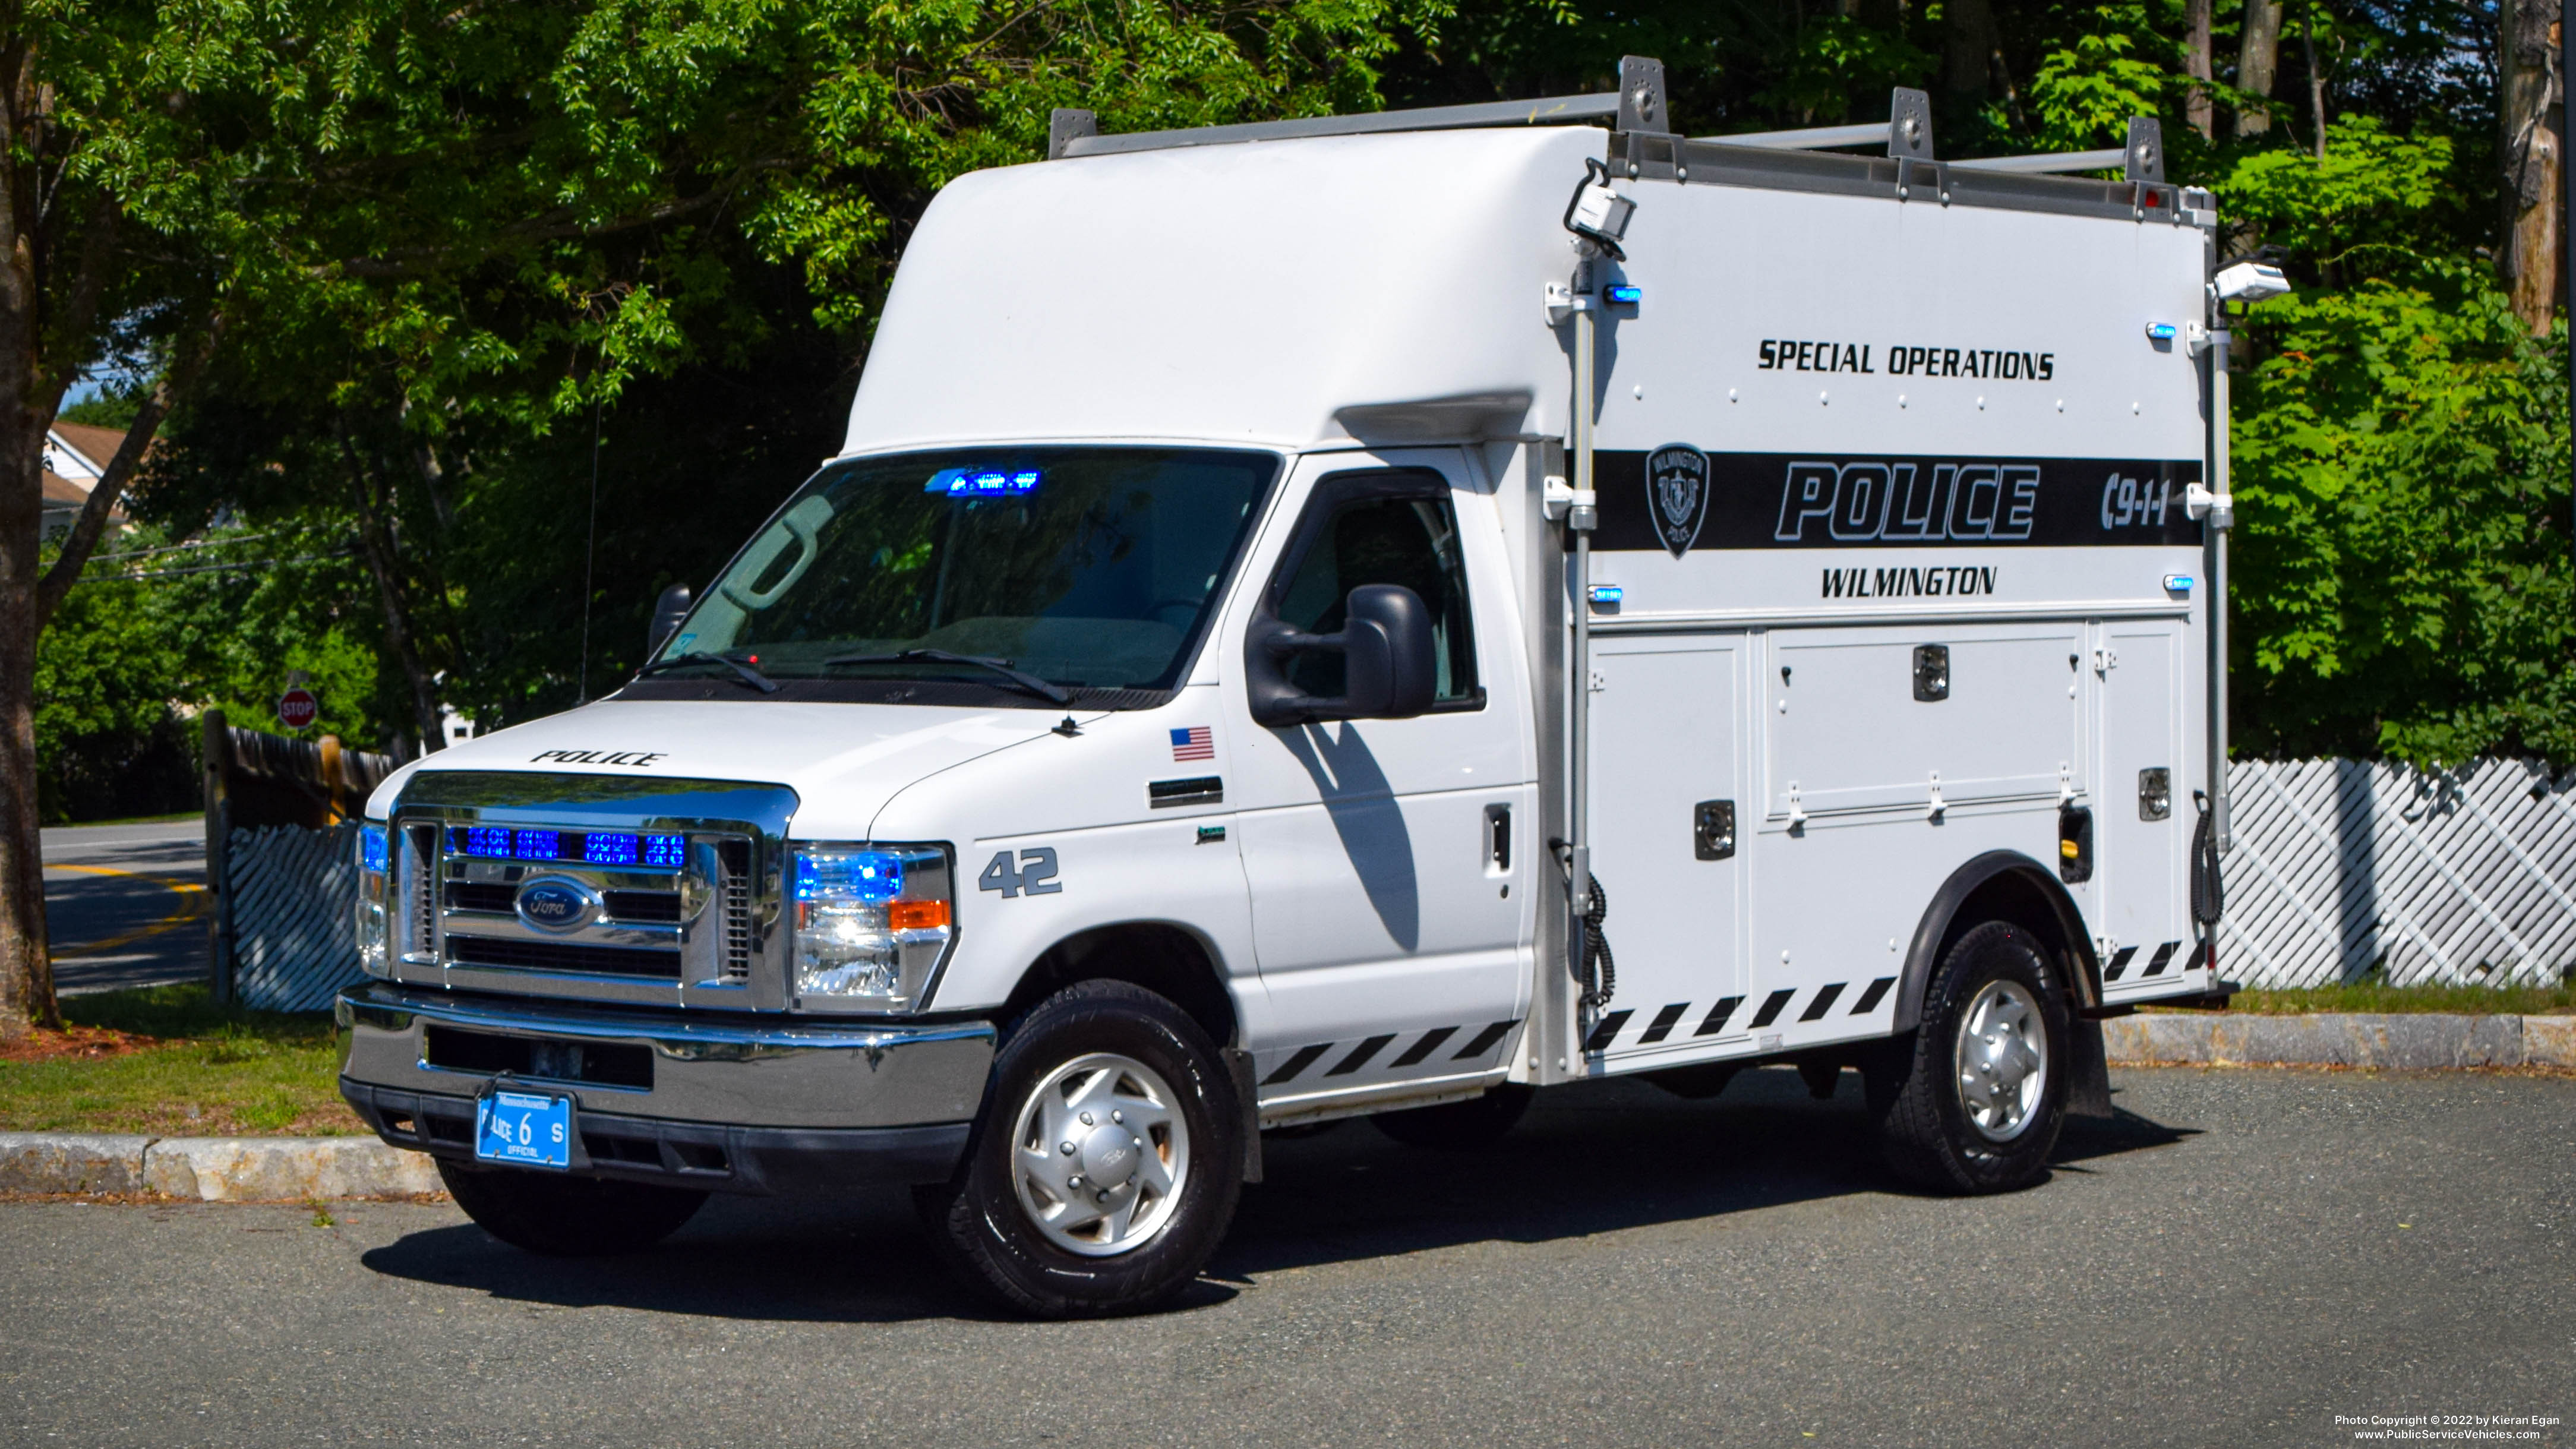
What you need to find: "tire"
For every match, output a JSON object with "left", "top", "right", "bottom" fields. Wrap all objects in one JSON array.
[
  {"left": 1874, "top": 920, "right": 2070, "bottom": 1194},
  {"left": 435, "top": 1160, "right": 707, "bottom": 1256},
  {"left": 914, "top": 979, "right": 1244, "bottom": 1318},
  {"left": 1369, "top": 1085, "right": 1533, "bottom": 1149}
]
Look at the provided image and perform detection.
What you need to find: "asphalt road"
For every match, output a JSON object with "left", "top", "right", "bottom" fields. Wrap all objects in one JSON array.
[
  {"left": 4, "top": 1066, "right": 2569, "bottom": 1448},
  {"left": 39, "top": 820, "right": 208, "bottom": 995}
]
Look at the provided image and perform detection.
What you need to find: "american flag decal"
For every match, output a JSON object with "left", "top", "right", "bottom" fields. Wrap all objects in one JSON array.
[{"left": 1170, "top": 725, "right": 1214, "bottom": 761}]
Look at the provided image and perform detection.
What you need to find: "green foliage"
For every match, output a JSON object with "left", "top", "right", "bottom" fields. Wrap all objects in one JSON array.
[{"left": 2230, "top": 269, "right": 2573, "bottom": 765}]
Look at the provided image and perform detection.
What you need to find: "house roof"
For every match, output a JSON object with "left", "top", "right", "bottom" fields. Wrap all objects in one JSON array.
[
  {"left": 42, "top": 471, "right": 88, "bottom": 506},
  {"left": 50, "top": 421, "right": 131, "bottom": 473}
]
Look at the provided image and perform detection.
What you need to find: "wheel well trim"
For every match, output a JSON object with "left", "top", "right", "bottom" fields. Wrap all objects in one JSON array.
[
  {"left": 995, "top": 917, "right": 1249, "bottom": 1048},
  {"left": 1892, "top": 850, "right": 2103, "bottom": 1034}
]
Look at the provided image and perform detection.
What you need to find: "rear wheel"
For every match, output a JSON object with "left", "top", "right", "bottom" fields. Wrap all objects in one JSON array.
[
  {"left": 916, "top": 979, "right": 1243, "bottom": 1318},
  {"left": 437, "top": 1161, "right": 707, "bottom": 1256},
  {"left": 1874, "top": 920, "right": 2069, "bottom": 1194},
  {"left": 1369, "top": 1085, "right": 1533, "bottom": 1150}
]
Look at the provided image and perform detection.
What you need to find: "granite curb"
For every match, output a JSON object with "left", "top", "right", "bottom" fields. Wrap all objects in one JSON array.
[
  {"left": 0, "top": 1132, "right": 442, "bottom": 1200},
  {"left": 2103, "top": 1012, "right": 2576, "bottom": 1071},
  {"left": 2, "top": 1014, "right": 2568, "bottom": 1197}
]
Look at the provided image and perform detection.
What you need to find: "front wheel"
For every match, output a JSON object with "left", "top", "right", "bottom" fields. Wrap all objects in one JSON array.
[
  {"left": 1874, "top": 920, "right": 2070, "bottom": 1194},
  {"left": 436, "top": 1161, "right": 707, "bottom": 1256},
  {"left": 916, "top": 979, "right": 1244, "bottom": 1317}
]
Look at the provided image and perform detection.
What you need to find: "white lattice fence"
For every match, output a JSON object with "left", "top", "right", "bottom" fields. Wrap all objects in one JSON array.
[
  {"left": 2221, "top": 759, "right": 2576, "bottom": 989},
  {"left": 226, "top": 824, "right": 365, "bottom": 1012}
]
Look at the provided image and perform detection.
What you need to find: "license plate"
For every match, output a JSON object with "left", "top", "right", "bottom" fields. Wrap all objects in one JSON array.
[{"left": 475, "top": 1089, "right": 573, "bottom": 1170}]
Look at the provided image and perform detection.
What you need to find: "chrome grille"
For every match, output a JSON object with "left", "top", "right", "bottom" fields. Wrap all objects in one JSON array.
[
  {"left": 720, "top": 839, "right": 753, "bottom": 980},
  {"left": 405, "top": 825, "right": 439, "bottom": 958}
]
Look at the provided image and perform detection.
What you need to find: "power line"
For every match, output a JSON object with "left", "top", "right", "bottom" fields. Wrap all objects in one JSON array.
[{"left": 70, "top": 548, "right": 356, "bottom": 584}]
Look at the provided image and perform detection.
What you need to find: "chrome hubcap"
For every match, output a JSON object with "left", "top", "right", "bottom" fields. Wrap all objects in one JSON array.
[
  {"left": 1955, "top": 980, "right": 2047, "bottom": 1141},
  {"left": 1011, "top": 1052, "right": 1189, "bottom": 1257}
]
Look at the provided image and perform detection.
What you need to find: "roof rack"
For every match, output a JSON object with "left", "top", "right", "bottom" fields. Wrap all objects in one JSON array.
[
  {"left": 1050, "top": 56, "right": 1671, "bottom": 160},
  {"left": 1050, "top": 68, "right": 2168, "bottom": 188}
]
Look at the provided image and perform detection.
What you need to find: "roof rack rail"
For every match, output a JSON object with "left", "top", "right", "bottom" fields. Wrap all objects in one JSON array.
[
  {"left": 1050, "top": 56, "right": 1672, "bottom": 160},
  {"left": 1949, "top": 118, "right": 2164, "bottom": 182},
  {"left": 1694, "top": 89, "right": 1936, "bottom": 162}
]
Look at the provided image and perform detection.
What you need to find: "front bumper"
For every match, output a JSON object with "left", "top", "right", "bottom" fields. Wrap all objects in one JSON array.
[{"left": 335, "top": 982, "right": 993, "bottom": 1194}]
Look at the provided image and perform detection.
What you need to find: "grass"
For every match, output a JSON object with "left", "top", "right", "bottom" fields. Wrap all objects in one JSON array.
[
  {"left": 0, "top": 984, "right": 362, "bottom": 1137},
  {"left": 2181, "top": 983, "right": 2576, "bottom": 1016},
  {"left": 45, "top": 810, "right": 200, "bottom": 829}
]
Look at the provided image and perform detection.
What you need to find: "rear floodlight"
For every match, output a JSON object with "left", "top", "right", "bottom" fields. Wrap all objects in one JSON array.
[
  {"left": 2214, "top": 261, "right": 2291, "bottom": 304},
  {"left": 1564, "top": 159, "right": 1636, "bottom": 260}
]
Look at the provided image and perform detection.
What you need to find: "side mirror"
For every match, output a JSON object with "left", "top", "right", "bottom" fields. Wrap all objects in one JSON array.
[
  {"left": 648, "top": 584, "right": 694, "bottom": 656},
  {"left": 1246, "top": 583, "right": 1438, "bottom": 727}
]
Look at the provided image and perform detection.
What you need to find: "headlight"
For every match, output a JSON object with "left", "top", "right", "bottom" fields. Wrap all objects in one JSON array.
[
  {"left": 789, "top": 844, "right": 954, "bottom": 1011},
  {"left": 354, "top": 822, "right": 391, "bottom": 978}
]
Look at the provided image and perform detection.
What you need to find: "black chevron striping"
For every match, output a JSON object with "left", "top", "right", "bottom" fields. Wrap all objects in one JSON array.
[
  {"left": 2142, "top": 940, "right": 2180, "bottom": 977},
  {"left": 1583, "top": 1009, "right": 1634, "bottom": 1053},
  {"left": 1388, "top": 1026, "right": 1458, "bottom": 1068},
  {"left": 2105, "top": 945, "right": 2138, "bottom": 981},
  {"left": 1453, "top": 1019, "right": 1519, "bottom": 1060},
  {"left": 1851, "top": 976, "right": 1896, "bottom": 1014},
  {"left": 1327, "top": 1034, "right": 1398, "bottom": 1075},
  {"left": 1798, "top": 983, "right": 1846, "bottom": 1022},
  {"left": 1637, "top": 1002, "right": 1690, "bottom": 1045},
  {"left": 1262, "top": 1044, "right": 1329, "bottom": 1085},
  {"left": 1747, "top": 989, "right": 1796, "bottom": 1029},
  {"left": 1696, "top": 996, "right": 1745, "bottom": 1036}
]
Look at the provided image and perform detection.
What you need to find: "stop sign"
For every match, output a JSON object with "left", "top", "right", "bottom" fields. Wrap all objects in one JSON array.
[{"left": 277, "top": 688, "right": 319, "bottom": 730}]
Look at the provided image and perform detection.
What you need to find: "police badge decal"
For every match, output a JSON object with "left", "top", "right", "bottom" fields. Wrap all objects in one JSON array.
[{"left": 1647, "top": 444, "right": 1711, "bottom": 558}]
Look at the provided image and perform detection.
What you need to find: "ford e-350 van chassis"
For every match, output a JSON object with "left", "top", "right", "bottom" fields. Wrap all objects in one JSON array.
[{"left": 339, "top": 59, "right": 2261, "bottom": 1316}]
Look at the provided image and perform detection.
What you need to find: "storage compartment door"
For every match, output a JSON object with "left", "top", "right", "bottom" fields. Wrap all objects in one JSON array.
[
  {"left": 1584, "top": 636, "right": 1745, "bottom": 1056},
  {"left": 2098, "top": 623, "right": 2187, "bottom": 984}
]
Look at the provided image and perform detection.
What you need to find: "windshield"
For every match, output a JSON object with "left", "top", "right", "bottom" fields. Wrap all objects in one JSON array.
[{"left": 646, "top": 447, "right": 1277, "bottom": 701}]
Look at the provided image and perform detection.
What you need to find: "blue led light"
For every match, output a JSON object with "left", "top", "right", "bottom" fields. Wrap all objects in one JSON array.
[
  {"left": 460, "top": 826, "right": 512, "bottom": 858},
  {"left": 2145, "top": 321, "right": 2179, "bottom": 340},
  {"left": 926, "top": 467, "right": 1041, "bottom": 497},
  {"left": 795, "top": 849, "right": 903, "bottom": 904},
  {"left": 2163, "top": 573, "right": 2195, "bottom": 592},
  {"left": 582, "top": 832, "right": 639, "bottom": 866},
  {"left": 358, "top": 824, "right": 389, "bottom": 874},
  {"left": 643, "top": 834, "right": 686, "bottom": 869},
  {"left": 1605, "top": 284, "right": 1643, "bottom": 305},
  {"left": 512, "top": 829, "right": 562, "bottom": 861},
  {"left": 1588, "top": 584, "right": 1624, "bottom": 605}
]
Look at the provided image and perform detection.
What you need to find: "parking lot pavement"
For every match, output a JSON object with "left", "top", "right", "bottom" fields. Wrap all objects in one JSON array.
[
  {"left": 39, "top": 820, "right": 207, "bottom": 995},
  {"left": 2, "top": 1066, "right": 2569, "bottom": 1448}
]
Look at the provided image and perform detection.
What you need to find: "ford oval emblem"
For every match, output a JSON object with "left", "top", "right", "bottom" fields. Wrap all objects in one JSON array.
[{"left": 515, "top": 877, "right": 601, "bottom": 933}]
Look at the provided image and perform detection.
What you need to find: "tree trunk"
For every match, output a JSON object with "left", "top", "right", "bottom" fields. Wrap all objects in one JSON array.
[
  {"left": 342, "top": 421, "right": 446, "bottom": 752},
  {"left": 1942, "top": 0, "right": 1999, "bottom": 137},
  {"left": 2501, "top": 0, "right": 2562, "bottom": 332},
  {"left": 0, "top": 400, "right": 56, "bottom": 1038},
  {"left": 2237, "top": 0, "right": 2287, "bottom": 137},
  {"left": 2186, "top": 0, "right": 2215, "bottom": 138},
  {"left": 2304, "top": 3, "right": 2329, "bottom": 159}
]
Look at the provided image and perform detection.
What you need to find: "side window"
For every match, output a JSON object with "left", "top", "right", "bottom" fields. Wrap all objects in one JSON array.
[{"left": 1271, "top": 490, "right": 1479, "bottom": 705}]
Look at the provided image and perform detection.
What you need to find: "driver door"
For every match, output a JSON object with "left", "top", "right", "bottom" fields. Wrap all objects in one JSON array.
[{"left": 1221, "top": 451, "right": 1532, "bottom": 1102}]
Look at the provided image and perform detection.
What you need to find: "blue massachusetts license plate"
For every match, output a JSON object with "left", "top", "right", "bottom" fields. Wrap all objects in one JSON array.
[{"left": 475, "top": 1089, "right": 573, "bottom": 1170}]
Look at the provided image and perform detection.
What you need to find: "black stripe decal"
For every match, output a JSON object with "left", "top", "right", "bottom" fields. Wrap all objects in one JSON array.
[
  {"left": 1388, "top": 1026, "right": 1457, "bottom": 1069},
  {"left": 2105, "top": 945, "right": 2138, "bottom": 981},
  {"left": 1326, "top": 1034, "right": 1397, "bottom": 1076},
  {"left": 1453, "top": 1019, "right": 1518, "bottom": 1060},
  {"left": 1583, "top": 1009, "right": 1635, "bottom": 1053},
  {"left": 1262, "top": 1044, "right": 1329, "bottom": 1085},
  {"left": 2142, "top": 941, "right": 2180, "bottom": 977},
  {"left": 1798, "top": 983, "right": 1846, "bottom": 1022},
  {"left": 1637, "top": 1002, "right": 1690, "bottom": 1045},
  {"left": 1696, "top": 996, "right": 1744, "bottom": 1036},
  {"left": 1851, "top": 977, "right": 1896, "bottom": 1014},
  {"left": 1748, "top": 989, "right": 1795, "bottom": 1029}
]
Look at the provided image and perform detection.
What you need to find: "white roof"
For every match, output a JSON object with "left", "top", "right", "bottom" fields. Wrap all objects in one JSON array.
[{"left": 843, "top": 126, "right": 1606, "bottom": 456}]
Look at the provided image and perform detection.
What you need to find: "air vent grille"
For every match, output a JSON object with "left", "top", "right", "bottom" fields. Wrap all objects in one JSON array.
[
  {"left": 405, "top": 825, "right": 440, "bottom": 956},
  {"left": 719, "top": 839, "right": 753, "bottom": 980}
]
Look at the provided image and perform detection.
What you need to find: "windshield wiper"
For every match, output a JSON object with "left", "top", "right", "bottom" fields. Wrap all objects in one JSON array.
[
  {"left": 634, "top": 652, "right": 781, "bottom": 694},
  {"left": 819, "top": 648, "right": 1072, "bottom": 705}
]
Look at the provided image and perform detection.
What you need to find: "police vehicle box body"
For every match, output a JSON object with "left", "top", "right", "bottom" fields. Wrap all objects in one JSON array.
[{"left": 337, "top": 59, "right": 2257, "bottom": 1315}]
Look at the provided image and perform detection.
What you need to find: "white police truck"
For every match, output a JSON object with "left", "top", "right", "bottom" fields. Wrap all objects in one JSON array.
[{"left": 339, "top": 60, "right": 2277, "bottom": 1316}]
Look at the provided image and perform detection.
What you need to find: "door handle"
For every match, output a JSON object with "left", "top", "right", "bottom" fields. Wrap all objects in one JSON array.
[
  {"left": 1694, "top": 800, "right": 1737, "bottom": 860},
  {"left": 1483, "top": 803, "right": 1511, "bottom": 873}
]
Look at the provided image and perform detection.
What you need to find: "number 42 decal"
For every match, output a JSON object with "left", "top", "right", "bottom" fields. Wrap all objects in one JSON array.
[{"left": 978, "top": 847, "right": 1063, "bottom": 899}]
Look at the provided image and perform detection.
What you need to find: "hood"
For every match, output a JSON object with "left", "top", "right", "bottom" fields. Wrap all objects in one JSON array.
[{"left": 369, "top": 697, "right": 1079, "bottom": 836}]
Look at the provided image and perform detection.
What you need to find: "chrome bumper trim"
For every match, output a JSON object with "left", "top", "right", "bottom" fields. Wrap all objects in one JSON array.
[{"left": 334, "top": 981, "right": 993, "bottom": 1130}]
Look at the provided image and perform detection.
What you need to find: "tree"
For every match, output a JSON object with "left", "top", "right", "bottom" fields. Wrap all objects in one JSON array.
[
  {"left": 2498, "top": 0, "right": 2561, "bottom": 330},
  {"left": 2238, "top": 0, "right": 2288, "bottom": 135}
]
